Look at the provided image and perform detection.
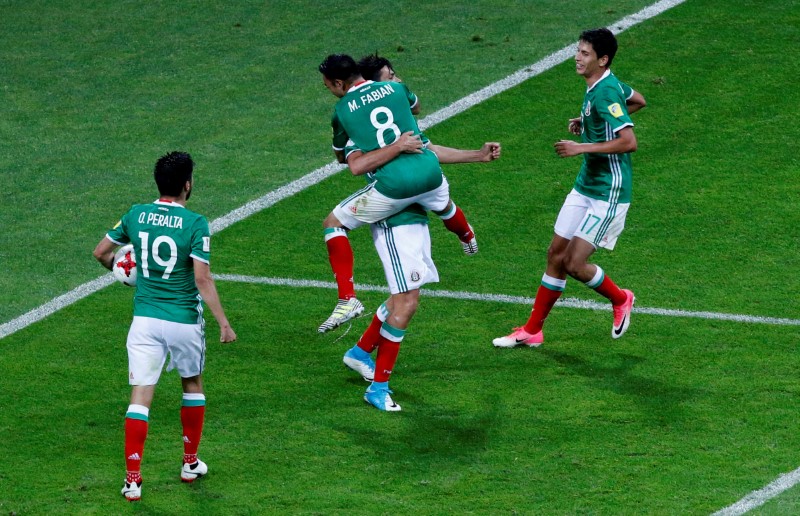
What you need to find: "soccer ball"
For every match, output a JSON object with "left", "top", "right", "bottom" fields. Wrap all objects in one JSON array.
[{"left": 113, "top": 244, "right": 137, "bottom": 287}]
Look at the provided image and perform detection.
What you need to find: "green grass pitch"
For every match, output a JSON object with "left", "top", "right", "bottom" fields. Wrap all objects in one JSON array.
[{"left": 1, "top": 0, "right": 800, "bottom": 513}]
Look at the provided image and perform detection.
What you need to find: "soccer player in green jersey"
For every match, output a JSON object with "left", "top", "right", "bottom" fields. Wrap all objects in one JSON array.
[
  {"left": 317, "top": 53, "right": 474, "bottom": 331},
  {"left": 338, "top": 137, "right": 442, "bottom": 411},
  {"left": 494, "top": 28, "right": 646, "bottom": 348},
  {"left": 335, "top": 130, "right": 499, "bottom": 407},
  {"left": 327, "top": 55, "right": 501, "bottom": 408},
  {"left": 93, "top": 152, "right": 236, "bottom": 501},
  {"left": 318, "top": 53, "right": 499, "bottom": 333},
  {"left": 337, "top": 135, "right": 499, "bottom": 410}
]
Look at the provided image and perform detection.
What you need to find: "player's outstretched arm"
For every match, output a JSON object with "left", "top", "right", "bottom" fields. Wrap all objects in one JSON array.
[
  {"left": 193, "top": 260, "right": 237, "bottom": 343},
  {"left": 428, "top": 142, "right": 501, "bottom": 164},
  {"left": 346, "top": 131, "right": 423, "bottom": 175},
  {"left": 93, "top": 237, "right": 118, "bottom": 270}
]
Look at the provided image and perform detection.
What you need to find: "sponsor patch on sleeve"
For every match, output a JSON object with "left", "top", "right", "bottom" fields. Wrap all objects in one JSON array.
[
  {"left": 203, "top": 236, "right": 210, "bottom": 252},
  {"left": 608, "top": 103, "right": 624, "bottom": 118},
  {"left": 113, "top": 220, "right": 122, "bottom": 229}
]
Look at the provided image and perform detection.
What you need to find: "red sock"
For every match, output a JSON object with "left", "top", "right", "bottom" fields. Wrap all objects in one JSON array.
[
  {"left": 181, "top": 397, "right": 205, "bottom": 464},
  {"left": 325, "top": 233, "right": 355, "bottom": 300},
  {"left": 124, "top": 417, "right": 148, "bottom": 482},
  {"left": 594, "top": 275, "right": 627, "bottom": 305},
  {"left": 523, "top": 285, "right": 563, "bottom": 334},
  {"left": 440, "top": 205, "right": 474, "bottom": 243},
  {"left": 374, "top": 338, "right": 401, "bottom": 383},
  {"left": 357, "top": 314, "right": 383, "bottom": 353}
]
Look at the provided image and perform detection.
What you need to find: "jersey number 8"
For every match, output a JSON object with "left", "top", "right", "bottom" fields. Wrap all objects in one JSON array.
[{"left": 370, "top": 107, "right": 401, "bottom": 148}]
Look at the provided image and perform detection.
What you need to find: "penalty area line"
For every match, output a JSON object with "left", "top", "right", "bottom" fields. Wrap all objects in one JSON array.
[{"left": 213, "top": 274, "right": 800, "bottom": 327}]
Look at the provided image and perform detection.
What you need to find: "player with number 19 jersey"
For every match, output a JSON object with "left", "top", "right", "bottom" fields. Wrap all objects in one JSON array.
[
  {"left": 107, "top": 200, "right": 210, "bottom": 324},
  {"left": 331, "top": 80, "right": 443, "bottom": 199}
]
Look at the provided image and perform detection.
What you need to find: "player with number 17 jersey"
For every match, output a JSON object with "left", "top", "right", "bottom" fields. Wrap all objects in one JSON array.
[
  {"left": 575, "top": 72, "right": 634, "bottom": 204},
  {"left": 331, "top": 80, "right": 443, "bottom": 199},
  {"left": 107, "top": 200, "right": 210, "bottom": 325}
]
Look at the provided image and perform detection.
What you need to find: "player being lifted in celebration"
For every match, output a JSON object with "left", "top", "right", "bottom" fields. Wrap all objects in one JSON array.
[
  {"left": 494, "top": 28, "right": 646, "bottom": 348},
  {"left": 318, "top": 53, "right": 500, "bottom": 333},
  {"left": 93, "top": 152, "right": 236, "bottom": 501}
]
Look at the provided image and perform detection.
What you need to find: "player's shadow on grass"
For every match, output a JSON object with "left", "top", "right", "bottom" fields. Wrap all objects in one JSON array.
[
  {"left": 543, "top": 349, "right": 702, "bottom": 428},
  {"left": 332, "top": 394, "right": 498, "bottom": 466}
]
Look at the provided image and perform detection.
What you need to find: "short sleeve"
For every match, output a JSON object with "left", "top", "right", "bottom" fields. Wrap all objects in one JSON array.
[
  {"left": 397, "top": 82, "right": 418, "bottom": 109},
  {"left": 189, "top": 215, "right": 211, "bottom": 264},
  {"left": 618, "top": 81, "right": 634, "bottom": 101},
  {"left": 597, "top": 86, "right": 633, "bottom": 133},
  {"left": 331, "top": 112, "right": 349, "bottom": 151},
  {"left": 106, "top": 211, "right": 130, "bottom": 245},
  {"left": 343, "top": 138, "right": 360, "bottom": 160}
]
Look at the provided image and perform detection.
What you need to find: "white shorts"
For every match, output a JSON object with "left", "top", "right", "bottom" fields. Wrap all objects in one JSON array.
[
  {"left": 371, "top": 223, "right": 439, "bottom": 294},
  {"left": 334, "top": 177, "right": 451, "bottom": 230},
  {"left": 126, "top": 316, "right": 206, "bottom": 385},
  {"left": 553, "top": 189, "right": 630, "bottom": 250}
]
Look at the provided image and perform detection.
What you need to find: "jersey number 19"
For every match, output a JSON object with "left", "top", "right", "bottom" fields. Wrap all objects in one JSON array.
[{"left": 138, "top": 231, "right": 178, "bottom": 279}]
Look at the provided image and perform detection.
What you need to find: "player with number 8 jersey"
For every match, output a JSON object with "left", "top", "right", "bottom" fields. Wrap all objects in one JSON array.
[
  {"left": 318, "top": 54, "right": 475, "bottom": 333},
  {"left": 330, "top": 80, "right": 443, "bottom": 199},
  {"left": 107, "top": 201, "right": 210, "bottom": 324}
]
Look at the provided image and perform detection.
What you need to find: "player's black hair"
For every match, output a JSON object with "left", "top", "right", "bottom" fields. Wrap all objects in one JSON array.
[
  {"left": 318, "top": 54, "right": 360, "bottom": 81},
  {"left": 358, "top": 53, "right": 394, "bottom": 82},
  {"left": 580, "top": 28, "right": 618, "bottom": 67},
  {"left": 154, "top": 151, "right": 194, "bottom": 197}
]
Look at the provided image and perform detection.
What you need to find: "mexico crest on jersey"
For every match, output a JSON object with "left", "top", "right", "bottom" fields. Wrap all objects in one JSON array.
[{"left": 584, "top": 101, "right": 592, "bottom": 117}]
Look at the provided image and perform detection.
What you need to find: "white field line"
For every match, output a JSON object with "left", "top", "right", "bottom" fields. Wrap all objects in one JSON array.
[
  {"left": 0, "top": 0, "right": 687, "bottom": 342},
  {"left": 711, "top": 466, "right": 800, "bottom": 516},
  {"left": 213, "top": 274, "right": 800, "bottom": 327}
]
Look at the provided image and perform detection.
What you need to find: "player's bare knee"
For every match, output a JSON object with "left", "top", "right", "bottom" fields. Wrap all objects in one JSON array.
[
  {"left": 391, "top": 291, "right": 420, "bottom": 321},
  {"left": 546, "top": 246, "right": 566, "bottom": 271},
  {"left": 562, "top": 254, "right": 586, "bottom": 278},
  {"left": 401, "top": 296, "right": 419, "bottom": 315}
]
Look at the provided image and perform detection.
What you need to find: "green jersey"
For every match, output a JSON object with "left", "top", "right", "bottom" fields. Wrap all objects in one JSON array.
[
  {"left": 575, "top": 70, "right": 635, "bottom": 204},
  {"left": 331, "top": 80, "right": 443, "bottom": 199},
  {"left": 380, "top": 203, "right": 429, "bottom": 228},
  {"left": 107, "top": 200, "right": 210, "bottom": 324},
  {"left": 342, "top": 138, "right": 430, "bottom": 228}
]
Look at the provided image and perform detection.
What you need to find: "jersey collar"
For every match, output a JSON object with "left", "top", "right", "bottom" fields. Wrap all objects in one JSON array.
[
  {"left": 154, "top": 199, "right": 185, "bottom": 208},
  {"left": 347, "top": 80, "right": 374, "bottom": 93},
  {"left": 586, "top": 69, "right": 612, "bottom": 92}
]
